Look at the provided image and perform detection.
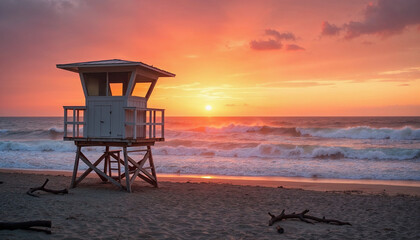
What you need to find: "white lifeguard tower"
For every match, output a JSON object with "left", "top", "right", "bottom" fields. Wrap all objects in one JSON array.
[{"left": 57, "top": 59, "right": 175, "bottom": 192}]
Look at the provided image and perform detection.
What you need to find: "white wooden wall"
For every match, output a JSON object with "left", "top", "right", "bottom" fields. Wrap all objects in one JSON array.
[{"left": 86, "top": 97, "right": 125, "bottom": 138}]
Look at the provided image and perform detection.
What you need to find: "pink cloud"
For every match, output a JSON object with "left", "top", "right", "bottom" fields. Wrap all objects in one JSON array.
[
  {"left": 321, "top": 21, "right": 341, "bottom": 36},
  {"left": 250, "top": 39, "right": 282, "bottom": 51},
  {"left": 265, "top": 29, "right": 296, "bottom": 41},
  {"left": 250, "top": 29, "right": 303, "bottom": 51}
]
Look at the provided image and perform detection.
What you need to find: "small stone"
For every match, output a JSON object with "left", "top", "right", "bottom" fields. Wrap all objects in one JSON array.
[{"left": 276, "top": 225, "right": 284, "bottom": 234}]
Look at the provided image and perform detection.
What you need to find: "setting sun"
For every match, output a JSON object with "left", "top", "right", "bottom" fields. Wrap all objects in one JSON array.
[{"left": 205, "top": 105, "right": 212, "bottom": 111}]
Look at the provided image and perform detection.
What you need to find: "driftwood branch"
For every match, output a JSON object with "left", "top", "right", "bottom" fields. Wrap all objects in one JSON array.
[
  {"left": 0, "top": 221, "right": 52, "bottom": 234},
  {"left": 27, "top": 179, "right": 68, "bottom": 197},
  {"left": 268, "top": 209, "right": 351, "bottom": 226}
]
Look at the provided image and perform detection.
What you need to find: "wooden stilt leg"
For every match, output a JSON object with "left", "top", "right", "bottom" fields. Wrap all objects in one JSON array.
[
  {"left": 123, "top": 146, "right": 131, "bottom": 193},
  {"left": 104, "top": 146, "right": 109, "bottom": 181},
  {"left": 70, "top": 145, "right": 81, "bottom": 188},
  {"left": 147, "top": 146, "right": 158, "bottom": 187}
]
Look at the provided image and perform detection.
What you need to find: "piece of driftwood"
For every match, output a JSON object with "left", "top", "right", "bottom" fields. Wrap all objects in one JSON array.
[
  {"left": 0, "top": 221, "right": 52, "bottom": 234},
  {"left": 27, "top": 179, "right": 68, "bottom": 197},
  {"left": 268, "top": 209, "right": 351, "bottom": 226}
]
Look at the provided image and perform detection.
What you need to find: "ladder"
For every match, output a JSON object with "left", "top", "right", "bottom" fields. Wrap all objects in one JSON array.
[{"left": 107, "top": 150, "right": 122, "bottom": 183}]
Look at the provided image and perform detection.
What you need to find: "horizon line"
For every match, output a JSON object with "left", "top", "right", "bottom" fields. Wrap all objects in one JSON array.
[{"left": 0, "top": 115, "right": 419, "bottom": 118}]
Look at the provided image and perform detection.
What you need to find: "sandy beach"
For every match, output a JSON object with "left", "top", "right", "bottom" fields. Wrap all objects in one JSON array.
[{"left": 0, "top": 170, "right": 419, "bottom": 239}]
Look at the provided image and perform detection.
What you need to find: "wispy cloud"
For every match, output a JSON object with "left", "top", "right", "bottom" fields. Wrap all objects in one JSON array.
[
  {"left": 378, "top": 79, "right": 412, "bottom": 83},
  {"left": 159, "top": 82, "right": 201, "bottom": 90},
  {"left": 225, "top": 103, "right": 249, "bottom": 107},
  {"left": 379, "top": 67, "right": 420, "bottom": 75},
  {"left": 285, "top": 44, "right": 305, "bottom": 51},
  {"left": 257, "top": 81, "right": 333, "bottom": 88},
  {"left": 185, "top": 55, "right": 199, "bottom": 59},
  {"left": 221, "top": 40, "right": 247, "bottom": 51},
  {"left": 226, "top": 72, "right": 257, "bottom": 78}
]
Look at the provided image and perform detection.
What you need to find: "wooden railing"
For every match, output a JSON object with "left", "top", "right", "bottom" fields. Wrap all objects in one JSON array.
[
  {"left": 63, "top": 106, "right": 164, "bottom": 140},
  {"left": 124, "top": 107, "right": 165, "bottom": 140},
  {"left": 63, "top": 106, "right": 86, "bottom": 138}
]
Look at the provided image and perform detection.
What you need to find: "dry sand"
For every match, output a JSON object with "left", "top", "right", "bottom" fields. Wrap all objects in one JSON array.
[{"left": 0, "top": 170, "right": 419, "bottom": 239}]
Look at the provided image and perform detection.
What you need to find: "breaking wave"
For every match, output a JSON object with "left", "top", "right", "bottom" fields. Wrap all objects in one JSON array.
[
  {"left": 0, "top": 140, "right": 75, "bottom": 152},
  {"left": 0, "top": 127, "right": 69, "bottom": 140},
  {"left": 298, "top": 126, "right": 420, "bottom": 140},
  {"left": 153, "top": 144, "right": 420, "bottom": 161},
  {"left": 188, "top": 124, "right": 420, "bottom": 140}
]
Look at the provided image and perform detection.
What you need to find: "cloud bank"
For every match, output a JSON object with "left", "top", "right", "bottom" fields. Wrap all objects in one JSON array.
[{"left": 322, "top": 0, "right": 420, "bottom": 39}]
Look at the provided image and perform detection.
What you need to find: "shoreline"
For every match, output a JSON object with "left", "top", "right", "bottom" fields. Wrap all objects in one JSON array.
[{"left": 2, "top": 168, "right": 420, "bottom": 196}]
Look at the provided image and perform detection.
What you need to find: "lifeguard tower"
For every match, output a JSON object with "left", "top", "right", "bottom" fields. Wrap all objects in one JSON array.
[{"left": 57, "top": 59, "right": 175, "bottom": 192}]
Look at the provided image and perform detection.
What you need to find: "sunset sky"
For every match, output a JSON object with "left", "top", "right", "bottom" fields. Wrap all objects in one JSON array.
[{"left": 0, "top": 0, "right": 419, "bottom": 116}]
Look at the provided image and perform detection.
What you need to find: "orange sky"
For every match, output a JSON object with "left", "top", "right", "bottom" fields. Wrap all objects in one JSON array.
[{"left": 0, "top": 0, "right": 419, "bottom": 116}]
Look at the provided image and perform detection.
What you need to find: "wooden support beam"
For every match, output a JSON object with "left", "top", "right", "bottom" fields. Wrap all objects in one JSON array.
[
  {"left": 78, "top": 152, "right": 124, "bottom": 190},
  {"left": 145, "top": 80, "right": 157, "bottom": 100},
  {"left": 137, "top": 173, "right": 155, "bottom": 186},
  {"left": 74, "top": 153, "right": 107, "bottom": 186},
  {"left": 88, "top": 154, "right": 107, "bottom": 182},
  {"left": 123, "top": 147, "right": 131, "bottom": 193},
  {"left": 128, "top": 154, "right": 156, "bottom": 183},
  {"left": 126, "top": 149, "right": 148, "bottom": 153},
  {"left": 128, "top": 153, "right": 149, "bottom": 168},
  {"left": 130, "top": 167, "right": 141, "bottom": 186},
  {"left": 70, "top": 145, "right": 81, "bottom": 188},
  {"left": 148, "top": 146, "right": 158, "bottom": 187},
  {"left": 104, "top": 148, "right": 109, "bottom": 178}
]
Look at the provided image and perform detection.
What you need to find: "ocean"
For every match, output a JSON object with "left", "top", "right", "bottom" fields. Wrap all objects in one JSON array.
[{"left": 0, "top": 117, "right": 419, "bottom": 181}]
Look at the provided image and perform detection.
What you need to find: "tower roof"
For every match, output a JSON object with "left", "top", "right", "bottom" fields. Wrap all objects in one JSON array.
[{"left": 57, "top": 59, "right": 175, "bottom": 77}]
